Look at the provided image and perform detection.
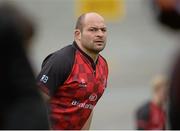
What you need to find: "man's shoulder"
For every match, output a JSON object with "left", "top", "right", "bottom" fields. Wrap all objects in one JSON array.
[
  {"left": 41, "top": 44, "right": 76, "bottom": 68},
  {"left": 54, "top": 44, "right": 76, "bottom": 57},
  {"left": 99, "top": 54, "right": 108, "bottom": 66},
  {"left": 137, "top": 101, "right": 151, "bottom": 114},
  {"left": 136, "top": 101, "right": 151, "bottom": 121}
]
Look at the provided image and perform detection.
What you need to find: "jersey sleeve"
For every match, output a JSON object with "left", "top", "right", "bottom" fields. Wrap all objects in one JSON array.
[
  {"left": 100, "top": 55, "right": 109, "bottom": 88},
  {"left": 105, "top": 59, "right": 109, "bottom": 88},
  {"left": 36, "top": 45, "right": 75, "bottom": 96},
  {"left": 136, "top": 102, "right": 150, "bottom": 130}
]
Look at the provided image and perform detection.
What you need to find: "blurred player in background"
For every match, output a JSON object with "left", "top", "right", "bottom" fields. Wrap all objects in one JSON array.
[
  {"left": 37, "top": 12, "right": 108, "bottom": 130},
  {"left": 135, "top": 75, "right": 168, "bottom": 130},
  {"left": 0, "top": 2, "right": 49, "bottom": 129},
  {"left": 151, "top": 0, "right": 180, "bottom": 129},
  {"left": 169, "top": 52, "right": 180, "bottom": 129},
  {"left": 152, "top": 0, "right": 180, "bottom": 30}
]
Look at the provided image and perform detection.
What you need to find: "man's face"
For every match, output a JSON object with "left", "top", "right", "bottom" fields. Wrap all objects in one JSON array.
[
  {"left": 157, "top": 84, "right": 168, "bottom": 103},
  {"left": 79, "top": 14, "right": 107, "bottom": 54}
]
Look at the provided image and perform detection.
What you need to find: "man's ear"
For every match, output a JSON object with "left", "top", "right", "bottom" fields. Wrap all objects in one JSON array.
[{"left": 74, "top": 29, "right": 81, "bottom": 41}]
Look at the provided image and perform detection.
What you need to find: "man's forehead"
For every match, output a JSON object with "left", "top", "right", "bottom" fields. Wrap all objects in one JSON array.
[
  {"left": 87, "top": 25, "right": 107, "bottom": 29},
  {"left": 84, "top": 19, "right": 106, "bottom": 28}
]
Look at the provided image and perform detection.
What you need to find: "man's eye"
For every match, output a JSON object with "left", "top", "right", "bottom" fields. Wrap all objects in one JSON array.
[
  {"left": 101, "top": 29, "right": 107, "bottom": 32},
  {"left": 89, "top": 28, "right": 97, "bottom": 31}
]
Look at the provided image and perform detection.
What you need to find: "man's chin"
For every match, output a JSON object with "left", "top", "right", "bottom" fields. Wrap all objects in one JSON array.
[{"left": 93, "top": 47, "right": 105, "bottom": 54}]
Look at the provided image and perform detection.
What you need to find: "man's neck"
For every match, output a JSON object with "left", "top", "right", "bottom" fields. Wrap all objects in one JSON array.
[{"left": 152, "top": 95, "right": 163, "bottom": 107}]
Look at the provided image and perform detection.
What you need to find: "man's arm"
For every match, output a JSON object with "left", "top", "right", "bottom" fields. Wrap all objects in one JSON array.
[
  {"left": 40, "top": 91, "right": 50, "bottom": 102},
  {"left": 36, "top": 45, "right": 75, "bottom": 97},
  {"left": 81, "top": 112, "right": 93, "bottom": 130}
]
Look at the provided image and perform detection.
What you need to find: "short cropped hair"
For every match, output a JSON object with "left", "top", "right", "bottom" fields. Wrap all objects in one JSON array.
[{"left": 75, "top": 13, "right": 86, "bottom": 31}]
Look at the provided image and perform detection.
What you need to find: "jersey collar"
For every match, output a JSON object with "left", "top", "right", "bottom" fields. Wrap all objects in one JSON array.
[{"left": 73, "top": 41, "right": 98, "bottom": 70}]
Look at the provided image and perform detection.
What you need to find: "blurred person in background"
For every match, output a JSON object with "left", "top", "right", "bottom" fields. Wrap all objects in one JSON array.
[
  {"left": 135, "top": 75, "right": 168, "bottom": 130},
  {"left": 152, "top": 0, "right": 180, "bottom": 30},
  {"left": 0, "top": 2, "right": 49, "bottom": 129},
  {"left": 169, "top": 52, "right": 180, "bottom": 129},
  {"left": 151, "top": 0, "right": 180, "bottom": 129},
  {"left": 36, "top": 12, "right": 108, "bottom": 130}
]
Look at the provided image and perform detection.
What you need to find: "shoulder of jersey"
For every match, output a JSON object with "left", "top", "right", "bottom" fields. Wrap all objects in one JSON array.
[
  {"left": 137, "top": 101, "right": 151, "bottom": 114},
  {"left": 99, "top": 54, "right": 108, "bottom": 65},
  {"left": 42, "top": 44, "right": 76, "bottom": 68}
]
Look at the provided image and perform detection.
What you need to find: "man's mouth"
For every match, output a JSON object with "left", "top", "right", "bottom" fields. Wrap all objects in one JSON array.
[{"left": 94, "top": 40, "right": 104, "bottom": 43}]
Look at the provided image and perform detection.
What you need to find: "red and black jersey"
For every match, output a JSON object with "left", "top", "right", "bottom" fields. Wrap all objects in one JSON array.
[
  {"left": 37, "top": 41, "right": 108, "bottom": 129},
  {"left": 136, "top": 101, "right": 166, "bottom": 130}
]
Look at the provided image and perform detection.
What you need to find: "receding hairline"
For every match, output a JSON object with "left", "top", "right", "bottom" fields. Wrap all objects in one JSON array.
[
  {"left": 75, "top": 13, "right": 86, "bottom": 31},
  {"left": 75, "top": 12, "right": 105, "bottom": 31}
]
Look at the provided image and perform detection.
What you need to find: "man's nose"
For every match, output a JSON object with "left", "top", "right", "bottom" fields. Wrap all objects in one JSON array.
[{"left": 96, "top": 30, "right": 104, "bottom": 37}]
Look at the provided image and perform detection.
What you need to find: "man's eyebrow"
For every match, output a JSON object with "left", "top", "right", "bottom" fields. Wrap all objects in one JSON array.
[{"left": 89, "top": 26, "right": 107, "bottom": 29}]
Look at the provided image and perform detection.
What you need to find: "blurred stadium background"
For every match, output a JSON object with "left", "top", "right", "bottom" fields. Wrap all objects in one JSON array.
[{"left": 2, "top": 0, "right": 180, "bottom": 129}]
